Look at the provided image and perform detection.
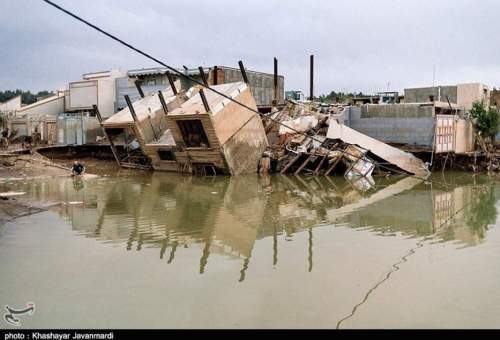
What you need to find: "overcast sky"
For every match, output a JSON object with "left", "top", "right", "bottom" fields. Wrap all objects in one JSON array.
[{"left": 1, "top": 0, "right": 500, "bottom": 95}]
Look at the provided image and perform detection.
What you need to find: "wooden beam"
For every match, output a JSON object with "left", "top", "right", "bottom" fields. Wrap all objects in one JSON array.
[
  {"left": 166, "top": 71, "right": 178, "bottom": 95},
  {"left": 324, "top": 151, "right": 344, "bottom": 176},
  {"left": 134, "top": 79, "right": 145, "bottom": 98},
  {"left": 199, "top": 89, "right": 210, "bottom": 113},
  {"left": 93, "top": 104, "right": 121, "bottom": 167},
  {"left": 280, "top": 152, "right": 302, "bottom": 174},
  {"left": 213, "top": 66, "right": 218, "bottom": 86},
  {"left": 124, "top": 95, "right": 139, "bottom": 122},
  {"left": 314, "top": 153, "right": 328, "bottom": 175},
  {"left": 309, "top": 54, "right": 314, "bottom": 101},
  {"left": 158, "top": 90, "right": 169, "bottom": 115},
  {"left": 314, "top": 143, "right": 337, "bottom": 175},
  {"left": 199, "top": 67, "right": 209, "bottom": 87},
  {"left": 273, "top": 57, "right": 278, "bottom": 106},
  {"left": 238, "top": 60, "right": 249, "bottom": 84},
  {"left": 294, "top": 153, "right": 315, "bottom": 175}
]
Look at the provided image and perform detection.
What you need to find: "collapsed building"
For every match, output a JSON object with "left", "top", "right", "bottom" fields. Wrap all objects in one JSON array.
[
  {"left": 100, "top": 80, "right": 188, "bottom": 169},
  {"left": 161, "top": 82, "right": 268, "bottom": 175},
  {"left": 260, "top": 100, "right": 428, "bottom": 181},
  {"left": 102, "top": 81, "right": 269, "bottom": 175},
  {"left": 0, "top": 64, "right": 284, "bottom": 148}
]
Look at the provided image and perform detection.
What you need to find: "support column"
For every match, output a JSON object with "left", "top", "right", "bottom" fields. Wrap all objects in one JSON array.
[{"left": 93, "top": 104, "right": 121, "bottom": 166}]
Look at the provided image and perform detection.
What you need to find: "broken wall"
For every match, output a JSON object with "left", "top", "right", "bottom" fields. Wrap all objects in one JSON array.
[{"left": 222, "top": 114, "right": 269, "bottom": 175}]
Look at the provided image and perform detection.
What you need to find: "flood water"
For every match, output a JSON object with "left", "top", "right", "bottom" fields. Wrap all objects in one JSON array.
[{"left": 1, "top": 170, "right": 500, "bottom": 329}]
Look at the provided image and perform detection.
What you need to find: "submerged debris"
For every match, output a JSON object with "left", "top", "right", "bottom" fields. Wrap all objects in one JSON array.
[{"left": 261, "top": 100, "right": 428, "bottom": 179}]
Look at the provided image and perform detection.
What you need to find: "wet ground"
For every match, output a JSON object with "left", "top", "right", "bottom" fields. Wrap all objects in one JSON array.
[{"left": 1, "top": 170, "right": 500, "bottom": 329}]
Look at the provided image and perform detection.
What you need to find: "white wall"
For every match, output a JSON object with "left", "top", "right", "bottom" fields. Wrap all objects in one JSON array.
[
  {"left": 82, "top": 69, "right": 127, "bottom": 117},
  {"left": 15, "top": 94, "right": 65, "bottom": 118},
  {"left": 0, "top": 95, "right": 22, "bottom": 112},
  {"left": 457, "top": 83, "right": 490, "bottom": 110},
  {"left": 68, "top": 81, "right": 98, "bottom": 110}
]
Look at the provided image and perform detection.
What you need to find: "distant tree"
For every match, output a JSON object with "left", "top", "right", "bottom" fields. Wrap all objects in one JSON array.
[
  {"left": 318, "top": 90, "right": 369, "bottom": 104},
  {"left": 0, "top": 90, "right": 53, "bottom": 105}
]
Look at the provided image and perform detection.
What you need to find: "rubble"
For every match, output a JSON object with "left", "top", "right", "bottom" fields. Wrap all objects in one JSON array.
[{"left": 261, "top": 100, "right": 428, "bottom": 179}]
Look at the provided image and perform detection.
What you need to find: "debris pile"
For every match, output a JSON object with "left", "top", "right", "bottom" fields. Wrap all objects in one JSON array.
[{"left": 260, "top": 100, "right": 428, "bottom": 181}]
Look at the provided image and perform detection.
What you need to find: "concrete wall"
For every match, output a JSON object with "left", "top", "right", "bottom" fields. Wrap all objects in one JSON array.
[
  {"left": 88, "top": 70, "right": 126, "bottom": 117},
  {"left": 222, "top": 68, "right": 285, "bottom": 107},
  {"left": 457, "top": 83, "right": 490, "bottom": 110},
  {"left": 360, "top": 103, "right": 435, "bottom": 118},
  {"left": 14, "top": 95, "right": 64, "bottom": 119},
  {"left": 345, "top": 106, "right": 435, "bottom": 147},
  {"left": 404, "top": 85, "right": 457, "bottom": 104},
  {"left": 404, "top": 83, "right": 490, "bottom": 111}
]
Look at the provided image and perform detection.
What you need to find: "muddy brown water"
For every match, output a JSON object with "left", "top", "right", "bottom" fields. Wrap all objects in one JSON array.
[{"left": 1, "top": 170, "right": 500, "bottom": 329}]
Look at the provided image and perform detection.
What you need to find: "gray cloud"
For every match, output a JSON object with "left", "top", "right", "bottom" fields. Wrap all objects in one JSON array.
[{"left": 1, "top": 0, "right": 500, "bottom": 94}]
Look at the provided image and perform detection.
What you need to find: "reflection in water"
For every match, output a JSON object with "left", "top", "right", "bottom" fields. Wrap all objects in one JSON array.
[{"left": 1, "top": 172, "right": 497, "bottom": 282}]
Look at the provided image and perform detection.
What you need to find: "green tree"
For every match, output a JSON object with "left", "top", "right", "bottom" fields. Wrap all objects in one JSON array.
[
  {"left": 0, "top": 90, "right": 53, "bottom": 105},
  {"left": 470, "top": 101, "right": 499, "bottom": 168}
]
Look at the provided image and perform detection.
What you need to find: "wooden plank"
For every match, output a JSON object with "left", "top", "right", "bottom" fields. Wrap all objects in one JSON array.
[
  {"left": 294, "top": 153, "right": 315, "bottom": 175},
  {"left": 280, "top": 153, "right": 302, "bottom": 174},
  {"left": 314, "top": 143, "right": 337, "bottom": 175},
  {"left": 324, "top": 151, "right": 344, "bottom": 176},
  {"left": 94, "top": 105, "right": 121, "bottom": 167}
]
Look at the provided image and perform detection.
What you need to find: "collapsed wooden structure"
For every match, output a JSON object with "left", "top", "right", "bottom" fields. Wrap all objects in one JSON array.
[
  {"left": 98, "top": 61, "right": 425, "bottom": 178},
  {"left": 162, "top": 82, "right": 268, "bottom": 175},
  {"left": 100, "top": 80, "right": 268, "bottom": 175},
  {"left": 98, "top": 81, "right": 189, "bottom": 169}
]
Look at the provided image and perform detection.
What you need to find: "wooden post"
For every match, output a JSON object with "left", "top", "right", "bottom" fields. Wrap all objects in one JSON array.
[
  {"left": 324, "top": 151, "right": 344, "bottom": 176},
  {"left": 213, "top": 66, "right": 218, "bottom": 85},
  {"left": 273, "top": 57, "right": 278, "bottom": 107},
  {"left": 314, "top": 143, "right": 336, "bottom": 174},
  {"left": 314, "top": 153, "right": 329, "bottom": 175},
  {"left": 309, "top": 54, "right": 314, "bottom": 101},
  {"left": 93, "top": 104, "right": 121, "bottom": 167},
  {"left": 199, "top": 89, "right": 210, "bottom": 112},
  {"left": 166, "top": 71, "right": 178, "bottom": 95},
  {"left": 294, "top": 153, "right": 315, "bottom": 175},
  {"left": 238, "top": 60, "right": 249, "bottom": 84},
  {"left": 199, "top": 67, "right": 209, "bottom": 87},
  {"left": 158, "top": 90, "right": 169, "bottom": 115},
  {"left": 134, "top": 79, "right": 145, "bottom": 98},
  {"left": 280, "top": 153, "right": 302, "bottom": 174},
  {"left": 124, "top": 95, "right": 139, "bottom": 122}
]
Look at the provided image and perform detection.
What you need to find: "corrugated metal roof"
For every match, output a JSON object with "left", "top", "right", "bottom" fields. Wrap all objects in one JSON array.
[{"left": 128, "top": 67, "right": 212, "bottom": 77}]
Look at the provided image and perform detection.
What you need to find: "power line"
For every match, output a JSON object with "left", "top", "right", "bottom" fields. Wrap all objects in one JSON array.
[{"left": 41, "top": 0, "right": 438, "bottom": 183}]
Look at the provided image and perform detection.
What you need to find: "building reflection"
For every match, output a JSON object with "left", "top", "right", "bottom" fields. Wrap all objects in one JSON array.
[{"left": 6, "top": 172, "right": 497, "bottom": 280}]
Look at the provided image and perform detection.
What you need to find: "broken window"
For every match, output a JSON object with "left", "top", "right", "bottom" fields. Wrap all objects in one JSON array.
[
  {"left": 157, "top": 149, "right": 175, "bottom": 161},
  {"left": 177, "top": 120, "right": 210, "bottom": 148}
]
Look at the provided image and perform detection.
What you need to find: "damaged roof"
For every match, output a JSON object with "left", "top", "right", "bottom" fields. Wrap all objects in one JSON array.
[
  {"left": 103, "top": 85, "right": 178, "bottom": 126},
  {"left": 169, "top": 82, "right": 248, "bottom": 117}
]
